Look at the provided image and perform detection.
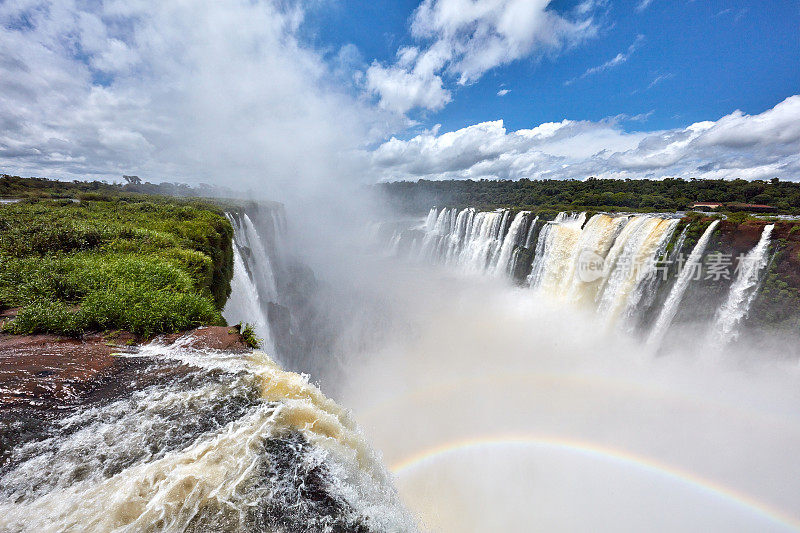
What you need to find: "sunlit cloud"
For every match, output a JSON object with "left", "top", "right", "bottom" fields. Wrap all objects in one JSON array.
[
  {"left": 370, "top": 96, "right": 800, "bottom": 181},
  {"left": 366, "top": 0, "right": 598, "bottom": 114}
]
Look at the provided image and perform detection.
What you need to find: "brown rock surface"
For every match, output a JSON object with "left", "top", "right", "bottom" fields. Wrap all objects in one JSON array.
[{"left": 0, "top": 326, "right": 250, "bottom": 411}]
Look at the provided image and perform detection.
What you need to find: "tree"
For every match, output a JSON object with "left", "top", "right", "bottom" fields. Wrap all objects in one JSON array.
[{"left": 123, "top": 175, "right": 142, "bottom": 185}]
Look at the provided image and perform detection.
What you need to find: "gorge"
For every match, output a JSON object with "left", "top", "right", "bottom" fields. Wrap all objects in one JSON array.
[{"left": 2, "top": 199, "right": 800, "bottom": 532}]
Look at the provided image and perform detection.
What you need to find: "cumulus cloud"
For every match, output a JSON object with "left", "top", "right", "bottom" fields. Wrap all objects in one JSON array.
[
  {"left": 2, "top": 1, "right": 796, "bottom": 191},
  {"left": 0, "top": 0, "right": 396, "bottom": 197},
  {"left": 367, "top": 0, "right": 597, "bottom": 114},
  {"left": 370, "top": 96, "right": 800, "bottom": 181}
]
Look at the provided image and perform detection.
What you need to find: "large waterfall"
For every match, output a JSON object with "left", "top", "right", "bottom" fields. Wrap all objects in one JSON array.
[
  {"left": 647, "top": 220, "right": 720, "bottom": 347},
  {"left": 390, "top": 207, "right": 784, "bottom": 347},
  {"left": 4, "top": 202, "right": 797, "bottom": 533}
]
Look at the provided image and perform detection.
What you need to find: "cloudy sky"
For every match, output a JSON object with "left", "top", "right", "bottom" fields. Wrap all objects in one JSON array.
[{"left": 1, "top": 0, "right": 799, "bottom": 189}]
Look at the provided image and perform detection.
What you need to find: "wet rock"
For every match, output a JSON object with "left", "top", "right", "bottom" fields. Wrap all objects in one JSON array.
[{"left": 157, "top": 325, "right": 253, "bottom": 353}]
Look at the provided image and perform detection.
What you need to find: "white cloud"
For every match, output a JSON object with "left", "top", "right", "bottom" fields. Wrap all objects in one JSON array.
[
  {"left": 366, "top": 0, "right": 597, "bottom": 114},
  {"left": 636, "top": 0, "right": 654, "bottom": 12},
  {"left": 365, "top": 45, "right": 452, "bottom": 113},
  {"left": 370, "top": 96, "right": 800, "bottom": 181},
  {"left": 0, "top": 0, "right": 398, "bottom": 197},
  {"left": 2, "top": 1, "right": 795, "bottom": 192},
  {"left": 567, "top": 34, "right": 643, "bottom": 84},
  {"left": 497, "top": 89, "right": 510, "bottom": 96},
  {"left": 647, "top": 72, "right": 674, "bottom": 90}
]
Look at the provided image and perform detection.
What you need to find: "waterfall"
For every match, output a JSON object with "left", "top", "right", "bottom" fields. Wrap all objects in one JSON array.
[
  {"left": 239, "top": 213, "right": 278, "bottom": 302},
  {"left": 596, "top": 217, "right": 679, "bottom": 327},
  {"left": 389, "top": 210, "right": 774, "bottom": 341},
  {"left": 647, "top": 220, "right": 721, "bottom": 348},
  {"left": 0, "top": 339, "right": 413, "bottom": 532},
  {"left": 493, "top": 211, "right": 529, "bottom": 276},
  {"left": 223, "top": 213, "right": 282, "bottom": 355},
  {"left": 710, "top": 224, "right": 775, "bottom": 343},
  {"left": 527, "top": 212, "right": 586, "bottom": 291},
  {"left": 458, "top": 210, "right": 507, "bottom": 273},
  {"left": 223, "top": 245, "right": 273, "bottom": 351},
  {"left": 417, "top": 207, "right": 528, "bottom": 275}
]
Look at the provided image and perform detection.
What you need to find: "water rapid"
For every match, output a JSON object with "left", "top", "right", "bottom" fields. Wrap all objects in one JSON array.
[{"left": 0, "top": 336, "right": 413, "bottom": 533}]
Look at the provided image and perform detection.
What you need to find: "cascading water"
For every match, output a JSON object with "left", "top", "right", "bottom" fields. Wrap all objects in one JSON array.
[
  {"left": 710, "top": 224, "right": 775, "bottom": 343},
  {"left": 647, "top": 220, "right": 721, "bottom": 348},
  {"left": 493, "top": 211, "right": 530, "bottom": 277},
  {"left": 527, "top": 212, "right": 587, "bottom": 291},
  {"left": 0, "top": 336, "right": 414, "bottom": 533},
  {"left": 224, "top": 239, "right": 273, "bottom": 353},
  {"left": 595, "top": 217, "right": 679, "bottom": 328},
  {"left": 223, "top": 209, "right": 285, "bottom": 359},
  {"left": 415, "top": 207, "right": 537, "bottom": 275},
  {"left": 393, "top": 209, "right": 780, "bottom": 346}
]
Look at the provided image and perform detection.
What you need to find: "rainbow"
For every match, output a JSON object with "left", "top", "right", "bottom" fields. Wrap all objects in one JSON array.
[{"left": 391, "top": 435, "right": 800, "bottom": 532}]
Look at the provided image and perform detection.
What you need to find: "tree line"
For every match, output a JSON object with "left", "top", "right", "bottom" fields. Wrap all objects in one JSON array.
[{"left": 378, "top": 177, "right": 800, "bottom": 214}]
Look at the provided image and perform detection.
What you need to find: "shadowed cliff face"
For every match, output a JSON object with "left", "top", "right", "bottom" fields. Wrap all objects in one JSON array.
[{"left": 711, "top": 220, "right": 800, "bottom": 334}]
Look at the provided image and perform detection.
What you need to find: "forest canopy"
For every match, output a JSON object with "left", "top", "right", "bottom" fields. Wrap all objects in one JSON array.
[{"left": 378, "top": 177, "right": 800, "bottom": 215}]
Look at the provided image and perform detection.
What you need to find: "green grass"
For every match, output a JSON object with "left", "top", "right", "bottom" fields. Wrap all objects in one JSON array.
[{"left": 0, "top": 196, "right": 233, "bottom": 337}]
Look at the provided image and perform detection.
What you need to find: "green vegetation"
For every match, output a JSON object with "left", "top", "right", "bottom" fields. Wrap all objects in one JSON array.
[
  {"left": 379, "top": 177, "right": 800, "bottom": 214},
  {"left": 0, "top": 173, "right": 228, "bottom": 200},
  {"left": 236, "top": 323, "right": 262, "bottom": 349},
  {"left": 750, "top": 251, "right": 800, "bottom": 331},
  {"left": 0, "top": 194, "right": 234, "bottom": 337}
]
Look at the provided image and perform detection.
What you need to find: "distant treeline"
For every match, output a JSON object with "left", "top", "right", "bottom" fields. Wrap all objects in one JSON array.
[
  {"left": 378, "top": 177, "right": 800, "bottom": 214},
  {"left": 0, "top": 173, "right": 233, "bottom": 199}
]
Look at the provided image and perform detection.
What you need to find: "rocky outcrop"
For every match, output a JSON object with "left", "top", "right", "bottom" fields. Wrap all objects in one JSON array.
[{"left": 0, "top": 326, "right": 252, "bottom": 411}]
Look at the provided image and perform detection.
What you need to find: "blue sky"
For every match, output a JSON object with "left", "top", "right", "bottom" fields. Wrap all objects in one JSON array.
[
  {"left": 0, "top": 0, "right": 799, "bottom": 186},
  {"left": 308, "top": 0, "right": 799, "bottom": 134}
]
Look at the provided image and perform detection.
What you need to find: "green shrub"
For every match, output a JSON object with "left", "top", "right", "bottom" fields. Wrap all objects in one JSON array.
[
  {"left": 0, "top": 195, "right": 234, "bottom": 337},
  {"left": 3, "top": 300, "right": 85, "bottom": 336},
  {"left": 237, "top": 322, "right": 262, "bottom": 349},
  {"left": 81, "top": 286, "right": 222, "bottom": 337}
]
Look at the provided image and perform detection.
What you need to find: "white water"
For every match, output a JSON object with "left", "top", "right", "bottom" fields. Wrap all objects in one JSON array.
[
  {"left": 222, "top": 211, "right": 285, "bottom": 357},
  {"left": 239, "top": 213, "right": 278, "bottom": 302},
  {"left": 647, "top": 220, "right": 721, "bottom": 348},
  {"left": 493, "top": 211, "right": 530, "bottom": 277},
  {"left": 711, "top": 224, "right": 775, "bottom": 343},
  {"left": 0, "top": 337, "right": 413, "bottom": 533},
  {"left": 409, "top": 209, "right": 694, "bottom": 334},
  {"left": 417, "top": 207, "right": 535, "bottom": 275},
  {"left": 224, "top": 244, "right": 273, "bottom": 352}
]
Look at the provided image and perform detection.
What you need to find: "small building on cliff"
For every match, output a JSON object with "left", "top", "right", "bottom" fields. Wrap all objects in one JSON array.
[{"left": 690, "top": 202, "right": 723, "bottom": 211}]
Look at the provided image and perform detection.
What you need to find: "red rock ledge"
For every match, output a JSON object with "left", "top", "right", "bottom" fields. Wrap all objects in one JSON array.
[{"left": 0, "top": 326, "right": 252, "bottom": 411}]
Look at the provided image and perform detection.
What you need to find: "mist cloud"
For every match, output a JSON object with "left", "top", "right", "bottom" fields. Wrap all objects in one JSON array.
[{"left": 0, "top": 0, "right": 395, "bottom": 198}]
